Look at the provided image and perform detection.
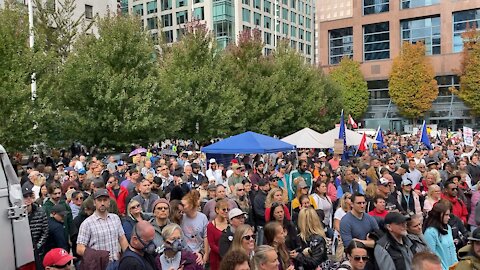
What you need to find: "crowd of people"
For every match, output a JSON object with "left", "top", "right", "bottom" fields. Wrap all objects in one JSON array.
[{"left": 16, "top": 132, "right": 480, "bottom": 270}]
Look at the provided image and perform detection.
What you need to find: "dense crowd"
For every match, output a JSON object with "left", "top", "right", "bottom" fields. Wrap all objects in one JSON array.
[{"left": 17, "top": 132, "right": 480, "bottom": 270}]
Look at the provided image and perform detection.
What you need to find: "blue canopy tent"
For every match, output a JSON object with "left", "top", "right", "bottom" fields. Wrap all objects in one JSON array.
[{"left": 201, "top": 131, "right": 296, "bottom": 154}]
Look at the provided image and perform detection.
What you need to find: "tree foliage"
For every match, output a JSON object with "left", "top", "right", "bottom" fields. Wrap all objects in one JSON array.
[
  {"left": 389, "top": 42, "right": 438, "bottom": 121},
  {"left": 329, "top": 57, "right": 368, "bottom": 119},
  {"left": 0, "top": 3, "right": 35, "bottom": 151},
  {"left": 453, "top": 27, "right": 480, "bottom": 115},
  {"left": 50, "top": 15, "right": 165, "bottom": 146}
]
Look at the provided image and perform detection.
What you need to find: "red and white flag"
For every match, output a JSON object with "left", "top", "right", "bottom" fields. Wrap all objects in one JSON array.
[
  {"left": 358, "top": 133, "right": 367, "bottom": 151},
  {"left": 348, "top": 114, "right": 358, "bottom": 128}
]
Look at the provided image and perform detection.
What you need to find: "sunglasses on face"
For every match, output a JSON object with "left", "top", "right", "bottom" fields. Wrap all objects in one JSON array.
[
  {"left": 131, "top": 204, "right": 141, "bottom": 210},
  {"left": 156, "top": 207, "right": 169, "bottom": 211},
  {"left": 353, "top": 256, "right": 369, "bottom": 262},
  {"left": 320, "top": 174, "right": 327, "bottom": 177},
  {"left": 243, "top": 234, "right": 256, "bottom": 241},
  {"left": 237, "top": 188, "right": 245, "bottom": 191},
  {"left": 75, "top": 197, "right": 84, "bottom": 200},
  {"left": 220, "top": 208, "right": 229, "bottom": 212}
]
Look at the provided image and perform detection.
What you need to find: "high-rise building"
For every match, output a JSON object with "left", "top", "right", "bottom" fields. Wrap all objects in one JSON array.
[
  {"left": 317, "top": 0, "right": 480, "bottom": 130},
  {"left": 128, "top": 0, "right": 316, "bottom": 63}
]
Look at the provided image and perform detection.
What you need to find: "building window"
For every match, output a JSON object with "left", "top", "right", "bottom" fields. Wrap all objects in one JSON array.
[
  {"left": 290, "top": 25, "right": 296, "bottom": 37},
  {"left": 305, "top": 18, "right": 311, "bottom": 28},
  {"left": 264, "top": 0, "right": 271, "bottom": 13},
  {"left": 291, "top": 40, "right": 296, "bottom": 49},
  {"left": 193, "top": 7, "right": 204, "bottom": 20},
  {"left": 329, "top": 27, "right": 353, "bottom": 65},
  {"left": 401, "top": 0, "right": 439, "bottom": 9},
  {"left": 363, "top": 22, "right": 390, "bottom": 61},
  {"left": 299, "top": 42, "right": 304, "bottom": 52},
  {"left": 194, "top": 0, "right": 203, "bottom": 3},
  {"left": 254, "top": 12, "right": 261, "bottom": 26},
  {"left": 176, "top": 10, "right": 188, "bottom": 24},
  {"left": 299, "top": 29, "right": 304, "bottom": 40},
  {"left": 147, "top": 1, "right": 157, "bottom": 14},
  {"left": 164, "top": 30, "right": 174, "bottom": 43},
  {"left": 367, "top": 80, "right": 390, "bottom": 103},
  {"left": 264, "top": 32, "right": 271, "bottom": 45},
  {"left": 305, "top": 4, "right": 311, "bottom": 15},
  {"left": 453, "top": 9, "right": 480, "bottom": 53},
  {"left": 282, "top": 7, "right": 288, "bottom": 20},
  {"left": 161, "top": 0, "right": 172, "bottom": 11},
  {"left": 307, "top": 44, "right": 311, "bottom": 55},
  {"left": 162, "top": 14, "right": 173, "bottom": 27},
  {"left": 306, "top": 31, "right": 311, "bottom": 42},
  {"left": 242, "top": 0, "right": 250, "bottom": 5},
  {"left": 290, "top": 11, "right": 296, "bottom": 23},
  {"left": 298, "top": 15, "right": 304, "bottom": 26},
  {"left": 242, "top": 8, "right": 250, "bottom": 23},
  {"left": 363, "top": 0, "right": 389, "bottom": 15},
  {"left": 282, "top": 0, "right": 287, "bottom": 5},
  {"left": 290, "top": 0, "right": 296, "bottom": 9},
  {"left": 264, "top": 16, "right": 271, "bottom": 29},
  {"left": 176, "top": 0, "right": 186, "bottom": 8},
  {"left": 254, "top": 0, "right": 261, "bottom": 9},
  {"left": 401, "top": 16, "right": 441, "bottom": 55},
  {"left": 282, "top": 22, "right": 288, "bottom": 35},
  {"left": 132, "top": 4, "right": 143, "bottom": 16},
  {"left": 147, "top": 17, "right": 158, "bottom": 30},
  {"left": 85, "top": 4, "right": 93, "bottom": 19}
]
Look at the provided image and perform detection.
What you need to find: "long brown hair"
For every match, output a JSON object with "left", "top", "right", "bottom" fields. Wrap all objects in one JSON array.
[{"left": 264, "top": 221, "right": 290, "bottom": 269}]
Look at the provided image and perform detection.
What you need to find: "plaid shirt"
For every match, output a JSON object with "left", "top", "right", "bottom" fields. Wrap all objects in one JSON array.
[{"left": 77, "top": 212, "right": 125, "bottom": 261}]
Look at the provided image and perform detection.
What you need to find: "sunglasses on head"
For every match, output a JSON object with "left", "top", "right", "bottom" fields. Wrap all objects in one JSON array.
[
  {"left": 243, "top": 234, "right": 256, "bottom": 241},
  {"left": 353, "top": 256, "right": 369, "bottom": 262}
]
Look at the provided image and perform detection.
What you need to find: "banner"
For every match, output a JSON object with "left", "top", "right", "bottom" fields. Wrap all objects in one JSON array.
[{"left": 463, "top": 126, "right": 474, "bottom": 146}]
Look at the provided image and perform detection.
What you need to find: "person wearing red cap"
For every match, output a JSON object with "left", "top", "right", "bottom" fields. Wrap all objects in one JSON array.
[{"left": 43, "top": 248, "right": 74, "bottom": 270}]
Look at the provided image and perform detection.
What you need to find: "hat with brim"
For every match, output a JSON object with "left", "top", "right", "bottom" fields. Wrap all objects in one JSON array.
[
  {"left": 384, "top": 212, "right": 411, "bottom": 224},
  {"left": 469, "top": 227, "right": 480, "bottom": 241},
  {"left": 426, "top": 161, "right": 438, "bottom": 167},
  {"left": 228, "top": 208, "right": 246, "bottom": 220},
  {"left": 94, "top": 188, "right": 109, "bottom": 199},
  {"left": 43, "top": 248, "right": 75, "bottom": 267},
  {"left": 447, "top": 175, "right": 461, "bottom": 182},
  {"left": 51, "top": 204, "right": 68, "bottom": 216}
]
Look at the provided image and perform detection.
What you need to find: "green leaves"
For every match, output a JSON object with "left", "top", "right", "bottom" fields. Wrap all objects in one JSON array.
[
  {"left": 389, "top": 42, "right": 438, "bottom": 122},
  {"left": 329, "top": 57, "right": 368, "bottom": 119}
]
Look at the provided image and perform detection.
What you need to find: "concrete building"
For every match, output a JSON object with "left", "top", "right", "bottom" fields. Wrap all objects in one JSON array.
[
  {"left": 0, "top": 0, "right": 118, "bottom": 36},
  {"left": 128, "top": 0, "right": 316, "bottom": 63},
  {"left": 317, "top": 0, "right": 480, "bottom": 131}
]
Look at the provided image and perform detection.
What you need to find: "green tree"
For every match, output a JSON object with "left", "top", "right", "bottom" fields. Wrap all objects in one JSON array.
[
  {"left": 329, "top": 57, "right": 368, "bottom": 119},
  {"left": 52, "top": 15, "right": 166, "bottom": 146},
  {"left": 0, "top": 3, "right": 36, "bottom": 151},
  {"left": 389, "top": 42, "right": 438, "bottom": 122},
  {"left": 158, "top": 24, "right": 245, "bottom": 141},
  {"left": 453, "top": 27, "right": 480, "bottom": 115}
]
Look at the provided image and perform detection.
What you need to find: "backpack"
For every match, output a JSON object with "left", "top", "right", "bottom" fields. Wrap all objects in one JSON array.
[{"left": 105, "top": 249, "right": 147, "bottom": 270}]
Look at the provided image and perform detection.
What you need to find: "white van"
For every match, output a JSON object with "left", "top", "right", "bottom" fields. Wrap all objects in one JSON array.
[{"left": 0, "top": 144, "right": 34, "bottom": 269}]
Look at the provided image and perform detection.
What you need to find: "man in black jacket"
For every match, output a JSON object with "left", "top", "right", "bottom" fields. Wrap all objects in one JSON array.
[
  {"left": 219, "top": 208, "right": 247, "bottom": 257},
  {"left": 45, "top": 204, "right": 70, "bottom": 253},
  {"left": 253, "top": 180, "right": 270, "bottom": 227},
  {"left": 24, "top": 186, "right": 49, "bottom": 270}
]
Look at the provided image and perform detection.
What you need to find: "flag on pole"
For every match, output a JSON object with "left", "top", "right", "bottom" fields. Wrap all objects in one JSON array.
[
  {"left": 374, "top": 126, "right": 385, "bottom": 149},
  {"left": 358, "top": 133, "right": 367, "bottom": 152},
  {"left": 339, "top": 110, "right": 348, "bottom": 160},
  {"left": 348, "top": 114, "right": 358, "bottom": 129},
  {"left": 420, "top": 120, "right": 432, "bottom": 149}
]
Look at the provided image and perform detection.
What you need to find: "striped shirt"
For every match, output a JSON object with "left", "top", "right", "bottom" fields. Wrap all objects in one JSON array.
[{"left": 77, "top": 212, "right": 125, "bottom": 261}]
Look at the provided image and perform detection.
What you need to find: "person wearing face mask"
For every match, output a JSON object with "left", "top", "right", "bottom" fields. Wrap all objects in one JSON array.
[
  {"left": 156, "top": 223, "right": 204, "bottom": 270},
  {"left": 118, "top": 220, "right": 157, "bottom": 270},
  {"left": 374, "top": 212, "right": 414, "bottom": 270}
]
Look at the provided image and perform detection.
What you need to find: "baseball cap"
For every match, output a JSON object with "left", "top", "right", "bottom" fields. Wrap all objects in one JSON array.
[
  {"left": 230, "top": 159, "right": 239, "bottom": 164},
  {"left": 384, "top": 212, "right": 410, "bottom": 224},
  {"left": 78, "top": 168, "right": 86, "bottom": 175},
  {"left": 232, "top": 163, "right": 241, "bottom": 170},
  {"left": 43, "top": 248, "right": 75, "bottom": 267},
  {"left": 209, "top": 158, "right": 217, "bottom": 164},
  {"left": 401, "top": 179, "right": 413, "bottom": 186},
  {"left": 51, "top": 204, "right": 68, "bottom": 216},
  {"left": 379, "top": 177, "right": 390, "bottom": 186},
  {"left": 22, "top": 186, "right": 34, "bottom": 196},
  {"left": 318, "top": 152, "right": 327, "bottom": 158},
  {"left": 469, "top": 227, "right": 480, "bottom": 241},
  {"left": 228, "top": 208, "right": 246, "bottom": 220},
  {"left": 56, "top": 161, "right": 64, "bottom": 167},
  {"left": 94, "top": 188, "right": 109, "bottom": 199},
  {"left": 400, "top": 163, "right": 410, "bottom": 171}
]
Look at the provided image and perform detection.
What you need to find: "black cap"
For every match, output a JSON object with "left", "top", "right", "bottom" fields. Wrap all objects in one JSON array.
[
  {"left": 469, "top": 227, "right": 480, "bottom": 241},
  {"left": 94, "top": 188, "right": 109, "bottom": 199},
  {"left": 384, "top": 212, "right": 410, "bottom": 224},
  {"left": 22, "top": 186, "right": 34, "bottom": 196},
  {"left": 400, "top": 163, "right": 410, "bottom": 171},
  {"left": 258, "top": 179, "right": 268, "bottom": 186},
  {"left": 51, "top": 204, "right": 68, "bottom": 216}
]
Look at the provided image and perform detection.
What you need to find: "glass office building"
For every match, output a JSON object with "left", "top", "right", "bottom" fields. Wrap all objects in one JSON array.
[
  {"left": 318, "top": 0, "right": 480, "bottom": 131},
  {"left": 128, "top": 0, "right": 316, "bottom": 62}
]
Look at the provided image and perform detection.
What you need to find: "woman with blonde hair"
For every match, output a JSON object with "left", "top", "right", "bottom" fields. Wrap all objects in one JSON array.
[
  {"left": 290, "top": 208, "right": 327, "bottom": 269},
  {"left": 423, "top": 184, "right": 441, "bottom": 213},
  {"left": 333, "top": 192, "right": 352, "bottom": 261},
  {"left": 265, "top": 188, "right": 291, "bottom": 222},
  {"left": 121, "top": 199, "right": 149, "bottom": 242},
  {"left": 229, "top": 224, "right": 256, "bottom": 259}
]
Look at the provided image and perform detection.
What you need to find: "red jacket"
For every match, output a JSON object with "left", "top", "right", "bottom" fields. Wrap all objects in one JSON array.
[
  {"left": 265, "top": 204, "right": 291, "bottom": 222},
  {"left": 107, "top": 185, "right": 129, "bottom": 215},
  {"left": 441, "top": 194, "right": 468, "bottom": 224}
]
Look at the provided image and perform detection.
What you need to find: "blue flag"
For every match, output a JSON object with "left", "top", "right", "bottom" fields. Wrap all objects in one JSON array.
[
  {"left": 339, "top": 110, "right": 348, "bottom": 160},
  {"left": 420, "top": 120, "right": 432, "bottom": 149},
  {"left": 375, "top": 126, "right": 385, "bottom": 149}
]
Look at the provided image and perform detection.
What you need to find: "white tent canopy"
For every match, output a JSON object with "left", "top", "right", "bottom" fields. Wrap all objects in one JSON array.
[
  {"left": 318, "top": 126, "right": 380, "bottom": 148},
  {"left": 281, "top": 128, "right": 329, "bottom": 148}
]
